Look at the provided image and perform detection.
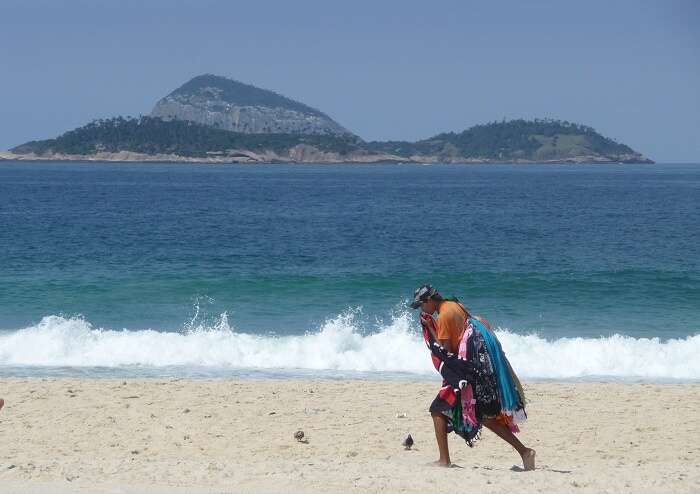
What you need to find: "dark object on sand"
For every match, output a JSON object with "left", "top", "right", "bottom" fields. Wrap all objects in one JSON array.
[
  {"left": 403, "top": 434, "right": 414, "bottom": 450},
  {"left": 294, "top": 430, "right": 305, "bottom": 442}
]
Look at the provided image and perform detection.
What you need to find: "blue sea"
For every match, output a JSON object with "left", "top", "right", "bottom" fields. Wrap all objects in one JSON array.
[{"left": 0, "top": 161, "right": 698, "bottom": 381}]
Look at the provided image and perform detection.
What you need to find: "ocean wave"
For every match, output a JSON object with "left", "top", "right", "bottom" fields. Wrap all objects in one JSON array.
[{"left": 0, "top": 312, "right": 698, "bottom": 380}]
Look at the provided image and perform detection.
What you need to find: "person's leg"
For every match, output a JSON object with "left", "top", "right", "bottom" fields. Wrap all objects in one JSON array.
[
  {"left": 482, "top": 417, "right": 536, "bottom": 470},
  {"left": 0, "top": 398, "right": 4, "bottom": 411},
  {"left": 431, "top": 411, "right": 451, "bottom": 466}
]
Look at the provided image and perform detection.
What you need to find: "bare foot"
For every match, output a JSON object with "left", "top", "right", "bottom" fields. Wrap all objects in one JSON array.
[
  {"left": 521, "top": 448, "right": 536, "bottom": 471},
  {"left": 428, "top": 460, "right": 462, "bottom": 468}
]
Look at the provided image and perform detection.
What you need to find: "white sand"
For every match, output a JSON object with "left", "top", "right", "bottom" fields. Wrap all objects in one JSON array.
[{"left": 0, "top": 379, "right": 698, "bottom": 493}]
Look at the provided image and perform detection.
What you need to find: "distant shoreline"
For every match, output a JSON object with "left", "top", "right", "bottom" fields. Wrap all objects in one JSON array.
[{"left": 0, "top": 151, "right": 653, "bottom": 165}]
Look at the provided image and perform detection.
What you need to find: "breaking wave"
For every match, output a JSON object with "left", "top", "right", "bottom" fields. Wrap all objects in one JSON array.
[{"left": 0, "top": 312, "right": 698, "bottom": 380}]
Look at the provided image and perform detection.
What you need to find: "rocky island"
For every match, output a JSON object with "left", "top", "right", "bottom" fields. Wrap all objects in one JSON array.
[
  {"left": 151, "top": 74, "right": 353, "bottom": 137},
  {"left": 4, "top": 74, "right": 653, "bottom": 164}
]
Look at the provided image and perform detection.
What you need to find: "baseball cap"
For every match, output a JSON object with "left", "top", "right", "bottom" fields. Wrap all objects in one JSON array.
[{"left": 410, "top": 284, "right": 439, "bottom": 309}]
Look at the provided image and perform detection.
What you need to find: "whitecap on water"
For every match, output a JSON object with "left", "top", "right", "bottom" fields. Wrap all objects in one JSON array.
[{"left": 0, "top": 312, "right": 698, "bottom": 381}]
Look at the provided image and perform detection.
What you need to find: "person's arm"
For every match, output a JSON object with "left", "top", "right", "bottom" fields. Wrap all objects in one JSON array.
[
  {"left": 440, "top": 338, "right": 454, "bottom": 353},
  {"left": 420, "top": 312, "right": 440, "bottom": 343},
  {"left": 436, "top": 311, "right": 457, "bottom": 353}
]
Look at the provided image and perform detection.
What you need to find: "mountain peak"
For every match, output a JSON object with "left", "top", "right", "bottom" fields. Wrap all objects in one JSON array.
[{"left": 151, "top": 74, "right": 353, "bottom": 137}]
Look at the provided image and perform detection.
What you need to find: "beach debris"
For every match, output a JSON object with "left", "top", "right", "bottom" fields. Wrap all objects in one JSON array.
[
  {"left": 294, "top": 430, "right": 308, "bottom": 443},
  {"left": 396, "top": 412, "right": 407, "bottom": 418},
  {"left": 183, "top": 408, "right": 191, "bottom": 413},
  {"left": 403, "top": 434, "right": 414, "bottom": 450}
]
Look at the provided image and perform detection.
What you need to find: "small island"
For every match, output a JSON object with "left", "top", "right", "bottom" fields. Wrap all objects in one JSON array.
[{"left": 3, "top": 74, "right": 653, "bottom": 164}]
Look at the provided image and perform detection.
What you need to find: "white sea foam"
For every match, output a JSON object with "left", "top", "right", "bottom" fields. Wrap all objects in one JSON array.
[{"left": 0, "top": 312, "right": 698, "bottom": 380}]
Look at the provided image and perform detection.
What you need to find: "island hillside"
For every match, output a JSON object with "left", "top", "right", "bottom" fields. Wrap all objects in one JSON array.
[
  {"left": 10, "top": 117, "right": 652, "bottom": 164},
  {"left": 6, "top": 74, "right": 653, "bottom": 164},
  {"left": 150, "top": 74, "right": 353, "bottom": 137}
]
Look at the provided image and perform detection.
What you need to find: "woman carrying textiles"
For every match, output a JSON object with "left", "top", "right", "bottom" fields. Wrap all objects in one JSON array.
[{"left": 410, "top": 284, "right": 535, "bottom": 470}]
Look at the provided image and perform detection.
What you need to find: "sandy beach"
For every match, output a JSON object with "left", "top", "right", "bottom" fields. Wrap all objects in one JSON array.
[{"left": 0, "top": 379, "right": 697, "bottom": 493}]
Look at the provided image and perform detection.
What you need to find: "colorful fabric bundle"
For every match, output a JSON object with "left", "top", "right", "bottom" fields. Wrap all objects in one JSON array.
[
  {"left": 470, "top": 317, "right": 527, "bottom": 428},
  {"left": 421, "top": 311, "right": 527, "bottom": 446},
  {"left": 421, "top": 312, "right": 481, "bottom": 445}
]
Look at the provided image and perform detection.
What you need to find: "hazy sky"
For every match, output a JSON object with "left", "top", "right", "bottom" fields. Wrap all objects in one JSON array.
[{"left": 1, "top": 0, "right": 698, "bottom": 161}]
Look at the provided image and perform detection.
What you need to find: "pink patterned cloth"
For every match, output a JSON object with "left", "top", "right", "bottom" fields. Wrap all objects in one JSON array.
[{"left": 459, "top": 321, "right": 478, "bottom": 428}]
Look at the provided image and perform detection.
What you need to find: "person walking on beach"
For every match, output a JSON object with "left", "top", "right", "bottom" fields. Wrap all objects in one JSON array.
[{"left": 410, "top": 284, "right": 536, "bottom": 470}]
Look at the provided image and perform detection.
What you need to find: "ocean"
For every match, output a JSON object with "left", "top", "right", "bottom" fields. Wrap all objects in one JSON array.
[{"left": 0, "top": 161, "right": 698, "bottom": 381}]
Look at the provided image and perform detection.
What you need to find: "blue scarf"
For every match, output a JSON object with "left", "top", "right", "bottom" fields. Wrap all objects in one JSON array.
[{"left": 470, "top": 317, "right": 520, "bottom": 413}]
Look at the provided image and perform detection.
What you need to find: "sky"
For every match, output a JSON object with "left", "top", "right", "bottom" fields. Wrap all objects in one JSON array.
[{"left": 1, "top": 0, "right": 698, "bottom": 161}]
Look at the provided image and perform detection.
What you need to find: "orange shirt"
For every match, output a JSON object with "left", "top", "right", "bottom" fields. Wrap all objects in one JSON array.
[{"left": 436, "top": 300, "right": 468, "bottom": 351}]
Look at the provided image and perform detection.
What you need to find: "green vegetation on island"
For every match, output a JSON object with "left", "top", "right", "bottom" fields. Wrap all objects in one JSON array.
[
  {"left": 368, "top": 119, "right": 637, "bottom": 161},
  {"left": 11, "top": 117, "right": 651, "bottom": 163},
  {"left": 12, "top": 117, "right": 363, "bottom": 158}
]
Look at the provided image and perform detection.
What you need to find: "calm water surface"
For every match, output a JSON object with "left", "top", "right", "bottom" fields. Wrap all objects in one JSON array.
[{"left": 0, "top": 161, "right": 698, "bottom": 379}]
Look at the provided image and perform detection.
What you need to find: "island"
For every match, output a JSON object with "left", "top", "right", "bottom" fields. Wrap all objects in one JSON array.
[{"left": 3, "top": 74, "right": 653, "bottom": 164}]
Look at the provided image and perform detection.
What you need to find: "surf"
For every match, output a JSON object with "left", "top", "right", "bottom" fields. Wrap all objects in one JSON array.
[{"left": 0, "top": 311, "right": 698, "bottom": 381}]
